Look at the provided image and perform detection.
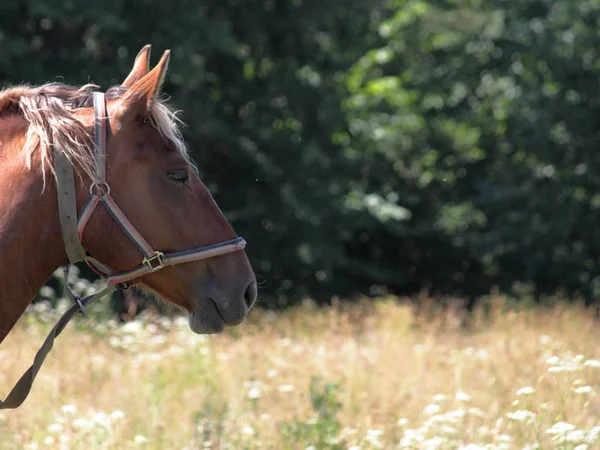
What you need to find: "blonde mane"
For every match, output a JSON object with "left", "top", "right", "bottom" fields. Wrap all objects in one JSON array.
[{"left": 0, "top": 82, "right": 193, "bottom": 188}]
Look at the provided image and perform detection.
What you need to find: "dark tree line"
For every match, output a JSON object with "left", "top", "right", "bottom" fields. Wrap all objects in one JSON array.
[{"left": 3, "top": 0, "right": 600, "bottom": 310}]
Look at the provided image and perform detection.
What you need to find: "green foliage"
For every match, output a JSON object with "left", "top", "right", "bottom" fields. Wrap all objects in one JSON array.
[
  {"left": 280, "top": 377, "right": 345, "bottom": 450},
  {"left": 343, "top": 0, "right": 600, "bottom": 304},
  {"left": 3, "top": 0, "right": 600, "bottom": 310}
]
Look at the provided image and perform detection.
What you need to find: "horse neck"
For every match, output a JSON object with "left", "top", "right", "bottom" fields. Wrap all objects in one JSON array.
[{"left": 0, "top": 116, "right": 67, "bottom": 343}]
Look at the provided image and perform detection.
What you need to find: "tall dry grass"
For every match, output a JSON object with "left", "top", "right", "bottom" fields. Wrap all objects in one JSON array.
[{"left": 1, "top": 296, "right": 600, "bottom": 449}]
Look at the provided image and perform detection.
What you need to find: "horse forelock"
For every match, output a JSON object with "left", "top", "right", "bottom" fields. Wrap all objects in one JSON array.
[{"left": 0, "top": 82, "right": 194, "bottom": 189}]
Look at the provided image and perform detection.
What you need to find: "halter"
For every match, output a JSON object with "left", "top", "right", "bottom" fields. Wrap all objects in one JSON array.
[
  {"left": 0, "top": 92, "right": 246, "bottom": 410},
  {"left": 58, "top": 91, "right": 246, "bottom": 288}
]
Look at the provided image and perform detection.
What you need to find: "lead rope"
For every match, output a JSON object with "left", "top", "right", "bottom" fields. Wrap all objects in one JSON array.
[{"left": 0, "top": 277, "right": 116, "bottom": 410}]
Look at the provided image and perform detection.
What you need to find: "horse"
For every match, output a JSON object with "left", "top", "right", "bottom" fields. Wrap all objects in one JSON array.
[{"left": 0, "top": 45, "right": 257, "bottom": 408}]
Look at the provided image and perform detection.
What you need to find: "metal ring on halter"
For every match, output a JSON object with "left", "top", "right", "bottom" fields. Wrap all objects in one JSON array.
[
  {"left": 89, "top": 181, "right": 111, "bottom": 198},
  {"left": 74, "top": 297, "right": 87, "bottom": 316}
]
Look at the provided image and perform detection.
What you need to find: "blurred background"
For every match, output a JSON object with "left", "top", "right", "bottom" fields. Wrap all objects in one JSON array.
[
  {"left": 6, "top": 2, "right": 600, "bottom": 448},
  {"left": 2, "top": 0, "right": 600, "bottom": 313}
]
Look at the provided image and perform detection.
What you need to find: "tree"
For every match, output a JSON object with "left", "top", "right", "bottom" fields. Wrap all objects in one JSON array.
[{"left": 344, "top": 0, "right": 600, "bottom": 305}]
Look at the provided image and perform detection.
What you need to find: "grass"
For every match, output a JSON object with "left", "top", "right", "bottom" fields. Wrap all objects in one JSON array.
[{"left": 1, "top": 293, "right": 600, "bottom": 449}]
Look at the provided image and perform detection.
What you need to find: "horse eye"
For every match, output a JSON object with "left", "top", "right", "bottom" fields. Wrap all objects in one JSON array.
[{"left": 166, "top": 169, "right": 189, "bottom": 185}]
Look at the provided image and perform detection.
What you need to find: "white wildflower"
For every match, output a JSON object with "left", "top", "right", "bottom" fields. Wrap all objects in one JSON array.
[
  {"left": 43, "top": 436, "right": 55, "bottom": 446},
  {"left": 60, "top": 404, "right": 78, "bottom": 415},
  {"left": 546, "top": 421, "right": 576, "bottom": 434},
  {"left": 584, "top": 359, "right": 600, "bottom": 368},
  {"left": 47, "top": 423, "right": 63, "bottom": 434},
  {"left": 399, "top": 428, "right": 425, "bottom": 446},
  {"left": 33, "top": 301, "right": 50, "bottom": 313},
  {"left": 241, "top": 425, "right": 255, "bottom": 435},
  {"left": 396, "top": 417, "right": 409, "bottom": 427},
  {"left": 340, "top": 427, "right": 358, "bottom": 438},
  {"left": 174, "top": 316, "right": 188, "bottom": 329},
  {"left": 149, "top": 335, "right": 166, "bottom": 346},
  {"left": 366, "top": 429, "right": 383, "bottom": 437},
  {"left": 278, "top": 384, "right": 295, "bottom": 392},
  {"left": 423, "top": 404, "right": 441, "bottom": 416},
  {"left": 460, "top": 444, "right": 489, "bottom": 450},
  {"left": 121, "top": 321, "right": 143, "bottom": 334},
  {"left": 134, "top": 435, "right": 148, "bottom": 444},
  {"left": 92, "top": 412, "right": 111, "bottom": 427},
  {"left": 110, "top": 410, "right": 126, "bottom": 420},
  {"left": 574, "top": 386, "right": 592, "bottom": 394},
  {"left": 506, "top": 410, "right": 536, "bottom": 423},
  {"left": 248, "top": 386, "right": 262, "bottom": 399},
  {"left": 428, "top": 413, "right": 448, "bottom": 424},
  {"left": 587, "top": 426, "right": 600, "bottom": 443},
  {"left": 365, "top": 428, "right": 384, "bottom": 447},
  {"left": 440, "top": 425, "right": 458, "bottom": 434},
  {"left": 496, "top": 433, "right": 512, "bottom": 443},
  {"left": 55, "top": 299, "right": 69, "bottom": 314},
  {"left": 121, "top": 335, "right": 136, "bottom": 347},
  {"left": 468, "top": 407, "right": 485, "bottom": 417},
  {"left": 455, "top": 391, "right": 472, "bottom": 402},
  {"left": 447, "top": 408, "right": 467, "bottom": 421},
  {"left": 549, "top": 365, "right": 580, "bottom": 373},
  {"left": 73, "top": 418, "right": 93, "bottom": 430},
  {"left": 476, "top": 349, "right": 490, "bottom": 360},
  {"left": 422, "top": 437, "right": 444, "bottom": 448},
  {"left": 552, "top": 429, "right": 586, "bottom": 443},
  {"left": 516, "top": 386, "right": 535, "bottom": 395},
  {"left": 40, "top": 286, "right": 54, "bottom": 298}
]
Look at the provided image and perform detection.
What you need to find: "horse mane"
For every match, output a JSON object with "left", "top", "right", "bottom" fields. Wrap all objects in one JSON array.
[{"left": 0, "top": 82, "right": 193, "bottom": 188}]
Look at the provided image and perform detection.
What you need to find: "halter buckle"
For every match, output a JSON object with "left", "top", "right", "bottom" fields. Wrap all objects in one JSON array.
[{"left": 142, "top": 251, "right": 165, "bottom": 272}]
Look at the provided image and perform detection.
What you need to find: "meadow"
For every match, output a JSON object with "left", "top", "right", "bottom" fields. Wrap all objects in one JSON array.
[{"left": 1, "top": 289, "right": 600, "bottom": 449}]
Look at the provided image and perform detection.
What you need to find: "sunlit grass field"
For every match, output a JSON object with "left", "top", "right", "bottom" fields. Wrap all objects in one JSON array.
[{"left": 1, "top": 293, "right": 600, "bottom": 449}]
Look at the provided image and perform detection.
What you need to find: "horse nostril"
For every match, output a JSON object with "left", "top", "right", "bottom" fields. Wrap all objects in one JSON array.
[{"left": 244, "top": 281, "right": 257, "bottom": 309}]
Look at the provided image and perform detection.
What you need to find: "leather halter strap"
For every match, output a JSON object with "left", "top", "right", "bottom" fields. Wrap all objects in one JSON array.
[
  {"left": 0, "top": 92, "right": 246, "bottom": 410},
  {"left": 67, "top": 92, "right": 247, "bottom": 286}
]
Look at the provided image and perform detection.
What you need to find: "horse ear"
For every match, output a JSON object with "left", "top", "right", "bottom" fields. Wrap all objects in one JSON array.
[
  {"left": 121, "top": 45, "right": 152, "bottom": 88},
  {"left": 118, "top": 49, "right": 170, "bottom": 115}
]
